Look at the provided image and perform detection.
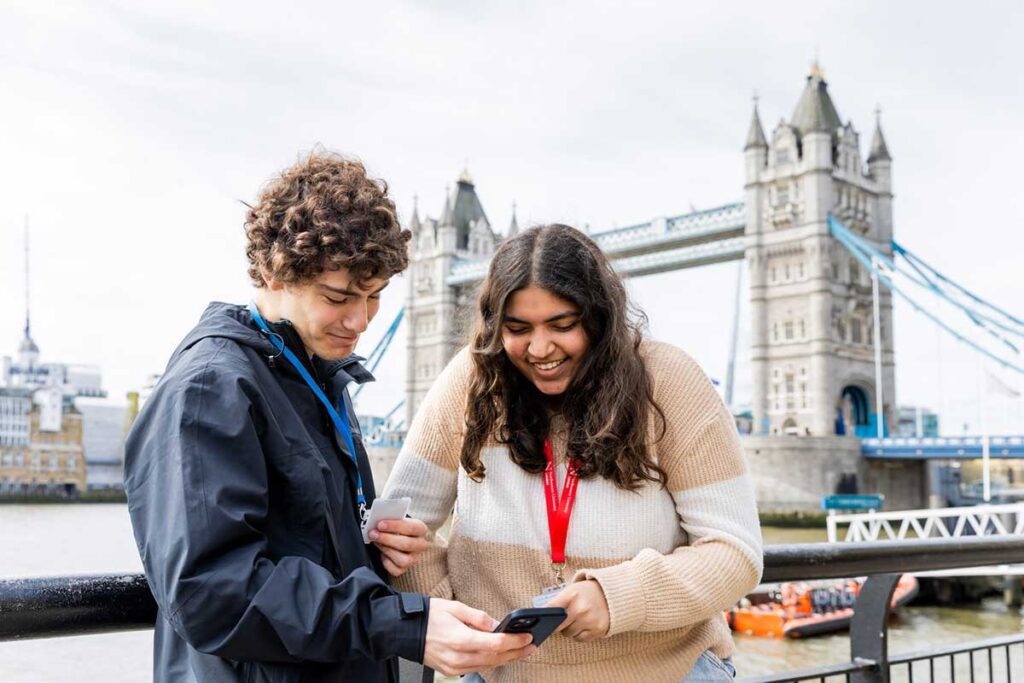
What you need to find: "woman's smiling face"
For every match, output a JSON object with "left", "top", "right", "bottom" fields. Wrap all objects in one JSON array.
[{"left": 501, "top": 284, "right": 590, "bottom": 396}]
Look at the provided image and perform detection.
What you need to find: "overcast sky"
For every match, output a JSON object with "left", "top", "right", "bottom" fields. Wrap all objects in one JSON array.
[{"left": 2, "top": 0, "right": 1022, "bottom": 433}]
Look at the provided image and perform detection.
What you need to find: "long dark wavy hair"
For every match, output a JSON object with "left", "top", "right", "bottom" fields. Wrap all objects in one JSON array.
[{"left": 460, "top": 224, "right": 667, "bottom": 491}]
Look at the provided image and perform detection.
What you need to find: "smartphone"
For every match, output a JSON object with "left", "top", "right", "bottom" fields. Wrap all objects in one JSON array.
[
  {"left": 493, "top": 607, "right": 567, "bottom": 646},
  {"left": 361, "top": 497, "right": 412, "bottom": 543}
]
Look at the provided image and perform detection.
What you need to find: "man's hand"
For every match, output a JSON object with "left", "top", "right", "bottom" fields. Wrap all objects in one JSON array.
[
  {"left": 547, "top": 580, "right": 610, "bottom": 642},
  {"left": 423, "top": 599, "right": 537, "bottom": 676},
  {"left": 369, "top": 518, "right": 430, "bottom": 577}
]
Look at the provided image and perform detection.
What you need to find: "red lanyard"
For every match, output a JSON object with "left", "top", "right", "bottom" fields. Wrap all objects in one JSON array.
[{"left": 542, "top": 438, "right": 579, "bottom": 566}]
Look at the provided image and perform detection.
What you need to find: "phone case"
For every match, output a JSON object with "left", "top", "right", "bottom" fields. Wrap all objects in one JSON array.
[{"left": 493, "top": 607, "right": 567, "bottom": 647}]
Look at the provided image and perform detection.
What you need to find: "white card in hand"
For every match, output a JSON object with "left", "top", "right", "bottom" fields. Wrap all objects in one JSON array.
[{"left": 361, "top": 497, "right": 412, "bottom": 544}]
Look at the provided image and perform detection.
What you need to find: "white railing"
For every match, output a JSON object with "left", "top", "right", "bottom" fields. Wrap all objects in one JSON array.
[{"left": 827, "top": 503, "right": 1024, "bottom": 543}]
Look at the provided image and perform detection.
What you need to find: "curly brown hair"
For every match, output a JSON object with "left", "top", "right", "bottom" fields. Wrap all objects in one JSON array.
[
  {"left": 245, "top": 151, "right": 411, "bottom": 287},
  {"left": 460, "top": 224, "right": 667, "bottom": 492}
]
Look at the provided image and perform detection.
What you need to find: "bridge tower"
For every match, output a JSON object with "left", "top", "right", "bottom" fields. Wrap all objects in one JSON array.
[
  {"left": 404, "top": 170, "right": 502, "bottom": 422},
  {"left": 744, "top": 64, "right": 896, "bottom": 437}
]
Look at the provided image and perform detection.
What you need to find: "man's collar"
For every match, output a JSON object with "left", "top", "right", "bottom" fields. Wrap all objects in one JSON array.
[{"left": 318, "top": 355, "right": 375, "bottom": 385}]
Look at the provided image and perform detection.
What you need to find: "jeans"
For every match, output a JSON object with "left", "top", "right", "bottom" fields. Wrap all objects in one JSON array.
[
  {"left": 681, "top": 650, "right": 737, "bottom": 682},
  {"left": 459, "top": 650, "right": 735, "bottom": 682}
]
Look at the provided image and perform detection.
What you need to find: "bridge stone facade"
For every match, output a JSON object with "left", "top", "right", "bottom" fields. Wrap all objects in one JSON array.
[{"left": 402, "top": 67, "right": 916, "bottom": 510}]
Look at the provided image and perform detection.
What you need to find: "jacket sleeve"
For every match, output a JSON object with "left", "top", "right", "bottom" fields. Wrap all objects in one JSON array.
[
  {"left": 572, "top": 345, "right": 763, "bottom": 636},
  {"left": 124, "top": 343, "right": 428, "bottom": 664},
  {"left": 380, "top": 349, "right": 473, "bottom": 600}
]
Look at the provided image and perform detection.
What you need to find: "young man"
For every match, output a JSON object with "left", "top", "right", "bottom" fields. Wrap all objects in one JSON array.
[{"left": 124, "top": 153, "right": 535, "bottom": 682}]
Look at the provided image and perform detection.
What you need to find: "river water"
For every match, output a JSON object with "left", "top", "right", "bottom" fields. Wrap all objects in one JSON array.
[{"left": 1, "top": 505, "right": 1021, "bottom": 681}]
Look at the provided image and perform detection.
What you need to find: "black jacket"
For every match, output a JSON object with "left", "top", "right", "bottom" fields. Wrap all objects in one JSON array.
[{"left": 124, "top": 302, "right": 428, "bottom": 683}]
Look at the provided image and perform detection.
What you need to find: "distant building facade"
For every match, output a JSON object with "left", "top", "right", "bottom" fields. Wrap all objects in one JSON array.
[
  {"left": 896, "top": 405, "right": 940, "bottom": 438},
  {"left": 0, "top": 386, "right": 87, "bottom": 495},
  {"left": 0, "top": 316, "right": 102, "bottom": 495},
  {"left": 78, "top": 401, "right": 128, "bottom": 490}
]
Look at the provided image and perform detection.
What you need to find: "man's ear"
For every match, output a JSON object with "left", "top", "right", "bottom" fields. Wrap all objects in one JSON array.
[{"left": 261, "top": 268, "right": 285, "bottom": 292}]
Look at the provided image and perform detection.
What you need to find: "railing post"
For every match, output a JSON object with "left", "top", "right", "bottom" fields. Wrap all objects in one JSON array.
[{"left": 849, "top": 573, "right": 901, "bottom": 683}]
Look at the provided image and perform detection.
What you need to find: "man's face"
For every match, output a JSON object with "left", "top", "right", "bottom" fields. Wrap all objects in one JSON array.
[{"left": 272, "top": 268, "right": 389, "bottom": 361}]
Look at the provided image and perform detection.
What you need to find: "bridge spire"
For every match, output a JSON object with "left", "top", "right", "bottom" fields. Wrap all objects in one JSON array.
[
  {"left": 409, "top": 194, "right": 421, "bottom": 233},
  {"left": 440, "top": 185, "right": 453, "bottom": 225},
  {"left": 744, "top": 94, "right": 768, "bottom": 150},
  {"left": 867, "top": 106, "right": 892, "bottom": 163},
  {"left": 507, "top": 200, "right": 519, "bottom": 238},
  {"left": 18, "top": 215, "right": 39, "bottom": 367}
]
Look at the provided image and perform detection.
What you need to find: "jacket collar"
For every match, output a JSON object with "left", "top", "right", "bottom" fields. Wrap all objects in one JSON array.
[{"left": 260, "top": 315, "right": 374, "bottom": 385}]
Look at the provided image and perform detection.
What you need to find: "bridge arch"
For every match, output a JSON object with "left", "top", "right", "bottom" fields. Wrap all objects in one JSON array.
[{"left": 837, "top": 383, "right": 872, "bottom": 436}]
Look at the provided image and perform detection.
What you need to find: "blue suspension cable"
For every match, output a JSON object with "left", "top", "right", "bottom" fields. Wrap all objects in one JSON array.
[
  {"left": 829, "top": 218, "right": 1024, "bottom": 348},
  {"left": 353, "top": 308, "right": 405, "bottom": 399},
  {"left": 893, "top": 241, "right": 1024, "bottom": 330},
  {"left": 829, "top": 216, "right": 1024, "bottom": 376}
]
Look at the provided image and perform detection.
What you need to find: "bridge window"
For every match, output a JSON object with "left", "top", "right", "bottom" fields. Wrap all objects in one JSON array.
[
  {"left": 784, "top": 264, "right": 791, "bottom": 280},
  {"left": 801, "top": 383, "right": 808, "bottom": 409},
  {"left": 799, "top": 319, "right": 806, "bottom": 339},
  {"left": 798, "top": 262, "right": 805, "bottom": 279},
  {"left": 784, "top": 321, "right": 794, "bottom": 341},
  {"left": 851, "top": 318, "right": 863, "bottom": 344},
  {"left": 67, "top": 456, "right": 76, "bottom": 471},
  {"left": 772, "top": 323, "right": 779, "bottom": 342},
  {"left": 770, "top": 267, "right": 777, "bottom": 283}
]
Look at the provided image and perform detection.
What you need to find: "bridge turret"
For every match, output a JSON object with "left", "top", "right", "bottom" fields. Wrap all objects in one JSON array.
[
  {"left": 506, "top": 201, "right": 520, "bottom": 239},
  {"left": 867, "top": 111, "right": 893, "bottom": 231},
  {"left": 405, "top": 170, "right": 496, "bottom": 423},
  {"left": 436, "top": 187, "right": 458, "bottom": 253},
  {"left": 744, "top": 98, "right": 768, "bottom": 183},
  {"left": 866, "top": 111, "right": 894, "bottom": 250},
  {"left": 408, "top": 195, "right": 421, "bottom": 235}
]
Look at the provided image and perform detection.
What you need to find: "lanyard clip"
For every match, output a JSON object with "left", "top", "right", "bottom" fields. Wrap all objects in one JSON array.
[{"left": 552, "top": 562, "right": 566, "bottom": 586}]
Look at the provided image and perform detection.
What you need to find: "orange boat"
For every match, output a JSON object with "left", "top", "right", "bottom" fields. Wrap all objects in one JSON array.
[{"left": 726, "top": 574, "right": 919, "bottom": 638}]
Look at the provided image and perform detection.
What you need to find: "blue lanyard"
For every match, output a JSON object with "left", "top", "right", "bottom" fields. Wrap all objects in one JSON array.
[{"left": 248, "top": 302, "right": 367, "bottom": 520}]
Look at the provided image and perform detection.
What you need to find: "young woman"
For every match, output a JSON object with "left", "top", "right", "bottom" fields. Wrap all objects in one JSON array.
[{"left": 383, "top": 224, "right": 762, "bottom": 682}]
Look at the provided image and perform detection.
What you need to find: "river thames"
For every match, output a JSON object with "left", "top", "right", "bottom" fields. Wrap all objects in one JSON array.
[{"left": 1, "top": 505, "right": 1021, "bottom": 681}]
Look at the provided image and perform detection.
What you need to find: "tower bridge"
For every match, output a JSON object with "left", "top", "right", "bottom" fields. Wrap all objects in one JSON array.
[
  {"left": 355, "top": 65, "right": 1023, "bottom": 512},
  {"left": 406, "top": 64, "right": 897, "bottom": 442}
]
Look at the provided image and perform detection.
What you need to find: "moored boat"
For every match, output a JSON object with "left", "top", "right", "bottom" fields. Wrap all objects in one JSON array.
[{"left": 726, "top": 574, "right": 919, "bottom": 638}]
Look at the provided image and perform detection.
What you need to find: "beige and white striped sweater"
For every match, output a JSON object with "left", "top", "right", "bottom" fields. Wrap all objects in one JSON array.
[{"left": 383, "top": 341, "right": 763, "bottom": 683}]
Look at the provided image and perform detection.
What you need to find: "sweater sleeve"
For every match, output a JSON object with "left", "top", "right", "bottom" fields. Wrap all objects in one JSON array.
[
  {"left": 573, "top": 343, "right": 763, "bottom": 636},
  {"left": 381, "top": 349, "right": 474, "bottom": 599}
]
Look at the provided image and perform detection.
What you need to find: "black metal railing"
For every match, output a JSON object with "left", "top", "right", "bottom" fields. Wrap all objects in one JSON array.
[{"left": 3, "top": 536, "right": 1024, "bottom": 682}]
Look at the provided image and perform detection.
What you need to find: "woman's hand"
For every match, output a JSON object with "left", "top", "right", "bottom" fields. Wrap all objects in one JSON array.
[
  {"left": 369, "top": 517, "right": 430, "bottom": 577},
  {"left": 547, "top": 579, "right": 610, "bottom": 641}
]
